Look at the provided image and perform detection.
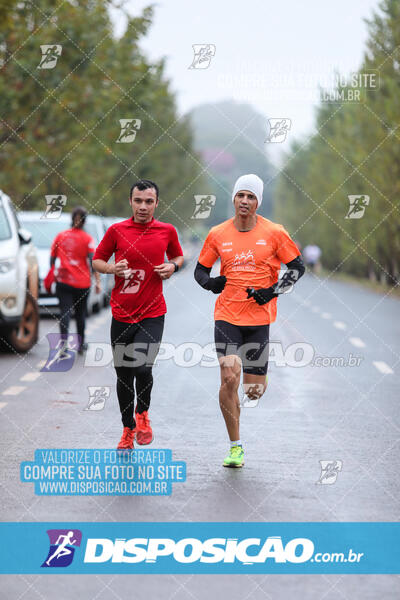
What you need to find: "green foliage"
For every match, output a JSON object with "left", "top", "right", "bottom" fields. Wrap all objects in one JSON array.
[
  {"left": 0, "top": 0, "right": 206, "bottom": 228},
  {"left": 274, "top": 0, "right": 400, "bottom": 284}
]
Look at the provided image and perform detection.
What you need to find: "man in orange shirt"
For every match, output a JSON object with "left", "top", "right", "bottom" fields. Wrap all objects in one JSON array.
[{"left": 194, "top": 174, "right": 305, "bottom": 468}]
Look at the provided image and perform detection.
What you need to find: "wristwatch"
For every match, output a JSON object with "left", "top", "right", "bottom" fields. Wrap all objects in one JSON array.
[{"left": 169, "top": 260, "right": 179, "bottom": 273}]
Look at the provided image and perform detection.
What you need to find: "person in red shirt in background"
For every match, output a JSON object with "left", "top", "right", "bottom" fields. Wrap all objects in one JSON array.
[
  {"left": 93, "top": 180, "right": 184, "bottom": 450},
  {"left": 50, "top": 206, "right": 101, "bottom": 355}
]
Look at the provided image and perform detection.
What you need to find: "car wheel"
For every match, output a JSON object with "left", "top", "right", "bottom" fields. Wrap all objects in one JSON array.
[{"left": 6, "top": 294, "right": 39, "bottom": 353}]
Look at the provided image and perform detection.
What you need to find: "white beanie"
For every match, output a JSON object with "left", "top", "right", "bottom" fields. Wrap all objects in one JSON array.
[{"left": 232, "top": 173, "right": 263, "bottom": 208}]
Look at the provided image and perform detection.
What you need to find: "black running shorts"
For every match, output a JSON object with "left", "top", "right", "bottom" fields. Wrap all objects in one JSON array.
[{"left": 214, "top": 319, "right": 270, "bottom": 375}]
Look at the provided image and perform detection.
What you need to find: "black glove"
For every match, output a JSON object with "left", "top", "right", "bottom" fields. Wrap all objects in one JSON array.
[
  {"left": 246, "top": 286, "right": 278, "bottom": 305},
  {"left": 194, "top": 262, "right": 226, "bottom": 294},
  {"left": 206, "top": 275, "right": 227, "bottom": 294}
]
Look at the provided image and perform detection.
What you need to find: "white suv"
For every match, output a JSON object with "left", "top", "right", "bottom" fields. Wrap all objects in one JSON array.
[{"left": 0, "top": 190, "right": 39, "bottom": 352}]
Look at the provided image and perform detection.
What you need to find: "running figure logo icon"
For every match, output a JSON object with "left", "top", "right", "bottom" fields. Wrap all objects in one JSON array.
[
  {"left": 188, "top": 44, "right": 216, "bottom": 69},
  {"left": 240, "top": 383, "right": 265, "bottom": 408},
  {"left": 345, "top": 195, "right": 370, "bottom": 219},
  {"left": 265, "top": 118, "right": 291, "bottom": 143},
  {"left": 41, "top": 333, "right": 81, "bottom": 372},
  {"left": 116, "top": 119, "right": 141, "bottom": 143},
  {"left": 121, "top": 268, "right": 145, "bottom": 294},
  {"left": 316, "top": 460, "right": 343, "bottom": 484},
  {"left": 275, "top": 267, "right": 300, "bottom": 295},
  {"left": 37, "top": 45, "right": 62, "bottom": 69},
  {"left": 85, "top": 386, "right": 110, "bottom": 411},
  {"left": 41, "top": 529, "right": 82, "bottom": 567},
  {"left": 41, "top": 194, "right": 67, "bottom": 219},
  {"left": 191, "top": 195, "right": 216, "bottom": 219}
]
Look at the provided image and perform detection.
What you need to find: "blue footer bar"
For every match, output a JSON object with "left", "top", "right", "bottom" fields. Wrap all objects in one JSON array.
[{"left": 0, "top": 522, "right": 398, "bottom": 574}]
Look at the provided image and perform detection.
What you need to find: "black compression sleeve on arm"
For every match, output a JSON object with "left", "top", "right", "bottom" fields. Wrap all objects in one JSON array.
[
  {"left": 272, "top": 255, "right": 306, "bottom": 295},
  {"left": 194, "top": 261, "right": 212, "bottom": 289},
  {"left": 285, "top": 255, "right": 306, "bottom": 279}
]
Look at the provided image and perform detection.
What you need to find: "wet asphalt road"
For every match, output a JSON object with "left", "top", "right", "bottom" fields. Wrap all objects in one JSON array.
[{"left": 0, "top": 264, "right": 399, "bottom": 598}]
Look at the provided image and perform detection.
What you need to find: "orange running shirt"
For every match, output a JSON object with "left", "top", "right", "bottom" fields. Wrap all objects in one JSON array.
[{"left": 198, "top": 215, "right": 300, "bottom": 326}]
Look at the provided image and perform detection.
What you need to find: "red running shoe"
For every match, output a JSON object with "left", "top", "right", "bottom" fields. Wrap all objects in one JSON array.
[
  {"left": 117, "top": 427, "right": 134, "bottom": 450},
  {"left": 135, "top": 411, "right": 153, "bottom": 445}
]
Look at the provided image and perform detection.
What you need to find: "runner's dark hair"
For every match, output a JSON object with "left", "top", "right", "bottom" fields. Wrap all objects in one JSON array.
[
  {"left": 130, "top": 179, "right": 159, "bottom": 201},
  {"left": 71, "top": 206, "right": 87, "bottom": 228}
]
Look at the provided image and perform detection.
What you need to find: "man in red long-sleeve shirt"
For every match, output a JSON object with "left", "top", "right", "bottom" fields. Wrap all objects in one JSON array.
[{"left": 93, "top": 180, "right": 184, "bottom": 450}]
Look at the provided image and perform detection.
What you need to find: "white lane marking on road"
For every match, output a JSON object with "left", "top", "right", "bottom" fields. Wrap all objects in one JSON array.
[
  {"left": 2, "top": 386, "right": 26, "bottom": 396},
  {"left": 321, "top": 312, "right": 331, "bottom": 319},
  {"left": 349, "top": 337, "right": 366, "bottom": 348},
  {"left": 36, "top": 360, "right": 46, "bottom": 368},
  {"left": 311, "top": 306, "right": 320, "bottom": 313},
  {"left": 373, "top": 361, "right": 394, "bottom": 375},
  {"left": 20, "top": 372, "right": 41, "bottom": 382},
  {"left": 0, "top": 402, "right": 7, "bottom": 410},
  {"left": 333, "top": 321, "right": 347, "bottom": 330}
]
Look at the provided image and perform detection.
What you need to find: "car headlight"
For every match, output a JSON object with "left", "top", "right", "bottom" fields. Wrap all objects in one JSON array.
[{"left": 0, "top": 259, "right": 14, "bottom": 273}]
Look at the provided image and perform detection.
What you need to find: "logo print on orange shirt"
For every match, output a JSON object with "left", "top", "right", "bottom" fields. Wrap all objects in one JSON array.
[{"left": 232, "top": 250, "right": 256, "bottom": 271}]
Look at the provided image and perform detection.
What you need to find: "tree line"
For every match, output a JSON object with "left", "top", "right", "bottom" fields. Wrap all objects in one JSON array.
[
  {"left": 274, "top": 0, "right": 400, "bottom": 284},
  {"left": 0, "top": 0, "right": 206, "bottom": 228}
]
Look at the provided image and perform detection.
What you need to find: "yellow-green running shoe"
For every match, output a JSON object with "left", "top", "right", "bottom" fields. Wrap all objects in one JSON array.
[{"left": 223, "top": 445, "right": 244, "bottom": 468}]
